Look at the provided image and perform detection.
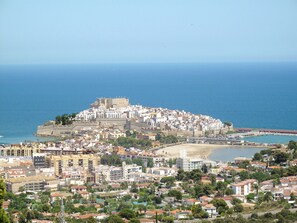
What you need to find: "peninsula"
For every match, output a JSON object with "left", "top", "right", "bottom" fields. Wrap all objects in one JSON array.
[{"left": 37, "top": 97, "right": 232, "bottom": 138}]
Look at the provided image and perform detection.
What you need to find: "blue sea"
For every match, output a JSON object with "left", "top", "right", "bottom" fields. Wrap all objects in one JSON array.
[
  {"left": 209, "top": 147, "right": 263, "bottom": 162},
  {"left": 244, "top": 135, "right": 297, "bottom": 144},
  {"left": 1, "top": 62, "right": 297, "bottom": 145}
]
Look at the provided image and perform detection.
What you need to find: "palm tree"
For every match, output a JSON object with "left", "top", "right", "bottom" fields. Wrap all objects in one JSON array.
[
  {"left": 253, "top": 184, "right": 259, "bottom": 196},
  {"left": 263, "top": 191, "right": 273, "bottom": 203}
]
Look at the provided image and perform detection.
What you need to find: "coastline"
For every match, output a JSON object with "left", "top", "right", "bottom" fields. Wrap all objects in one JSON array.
[{"left": 155, "top": 143, "right": 269, "bottom": 160}]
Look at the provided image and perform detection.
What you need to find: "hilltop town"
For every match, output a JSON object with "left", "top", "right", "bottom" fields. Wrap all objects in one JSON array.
[
  {"left": 37, "top": 98, "right": 230, "bottom": 138},
  {"left": 1, "top": 98, "right": 297, "bottom": 223}
]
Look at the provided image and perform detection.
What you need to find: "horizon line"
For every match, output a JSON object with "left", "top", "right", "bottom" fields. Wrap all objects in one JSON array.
[{"left": 1, "top": 60, "right": 297, "bottom": 66}]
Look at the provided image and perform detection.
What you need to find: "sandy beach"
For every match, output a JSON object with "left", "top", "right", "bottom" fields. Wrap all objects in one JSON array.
[{"left": 155, "top": 143, "right": 229, "bottom": 159}]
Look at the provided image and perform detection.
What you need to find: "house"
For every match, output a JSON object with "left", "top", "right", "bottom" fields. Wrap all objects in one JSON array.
[
  {"left": 201, "top": 203, "right": 218, "bottom": 218},
  {"left": 280, "top": 176, "right": 297, "bottom": 187},
  {"left": 234, "top": 157, "right": 252, "bottom": 164},
  {"left": 231, "top": 179, "right": 257, "bottom": 196},
  {"left": 183, "top": 198, "right": 199, "bottom": 206},
  {"left": 145, "top": 210, "right": 164, "bottom": 218},
  {"left": 139, "top": 219, "right": 156, "bottom": 223},
  {"left": 31, "top": 220, "right": 53, "bottom": 223},
  {"left": 199, "top": 196, "right": 213, "bottom": 204},
  {"left": 201, "top": 176, "right": 211, "bottom": 184},
  {"left": 250, "top": 161, "right": 267, "bottom": 169},
  {"left": 164, "top": 197, "right": 175, "bottom": 203},
  {"left": 2, "top": 200, "right": 10, "bottom": 210},
  {"left": 221, "top": 196, "right": 234, "bottom": 208},
  {"left": 78, "top": 191, "right": 90, "bottom": 199},
  {"left": 70, "top": 185, "right": 87, "bottom": 194},
  {"left": 289, "top": 159, "right": 297, "bottom": 166},
  {"left": 50, "top": 193, "right": 63, "bottom": 203},
  {"left": 260, "top": 180, "right": 274, "bottom": 192},
  {"left": 171, "top": 210, "right": 192, "bottom": 220},
  {"left": 267, "top": 166, "right": 281, "bottom": 171},
  {"left": 73, "top": 213, "right": 107, "bottom": 220},
  {"left": 50, "top": 192, "right": 72, "bottom": 203}
]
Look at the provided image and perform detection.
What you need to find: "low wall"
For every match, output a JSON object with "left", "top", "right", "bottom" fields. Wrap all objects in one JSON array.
[{"left": 37, "top": 119, "right": 128, "bottom": 137}]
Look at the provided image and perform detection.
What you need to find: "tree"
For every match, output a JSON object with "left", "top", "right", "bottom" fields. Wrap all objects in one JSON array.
[
  {"left": 238, "top": 160, "right": 250, "bottom": 169},
  {"left": 250, "top": 172, "right": 270, "bottom": 182},
  {"left": 233, "top": 204, "right": 243, "bottom": 213},
  {"left": 194, "top": 184, "right": 213, "bottom": 197},
  {"left": 253, "top": 153, "right": 263, "bottom": 161},
  {"left": 246, "top": 193, "right": 255, "bottom": 202},
  {"left": 147, "top": 158, "right": 154, "bottom": 168},
  {"left": 129, "top": 219, "right": 140, "bottom": 223},
  {"left": 55, "top": 113, "right": 76, "bottom": 125},
  {"left": 263, "top": 191, "right": 273, "bottom": 203},
  {"left": 211, "top": 199, "right": 229, "bottom": 214},
  {"left": 216, "top": 181, "right": 227, "bottom": 192},
  {"left": 191, "top": 204, "right": 209, "bottom": 218},
  {"left": 153, "top": 196, "right": 162, "bottom": 205},
  {"left": 158, "top": 135, "right": 178, "bottom": 144},
  {"left": 188, "top": 169, "right": 202, "bottom": 182},
  {"left": 119, "top": 208, "right": 136, "bottom": 220},
  {"left": 161, "top": 176, "right": 175, "bottom": 187},
  {"left": 130, "top": 182, "right": 139, "bottom": 193},
  {"left": 176, "top": 169, "right": 186, "bottom": 181},
  {"left": 288, "top": 141, "right": 297, "bottom": 151},
  {"left": 239, "top": 171, "right": 250, "bottom": 181},
  {"left": 101, "top": 154, "right": 122, "bottom": 166},
  {"left": 168, "top": 189, "right": 182, "bottom": 200},
  {"left": 103, "top": 215, "right": 125, "bottom": 223},
  {"left": 210, "top": 174, "right": 216, "bottom": 186},
  {"left": 231, "top": 198, "right": 242, "bottom": 205},
  {"left": 201, "top": 164, "right": 208, "bottom": 174},
  {"left": 274, "top": 152, "right": 289, "bottom": 164},
  {"left": 0, "top": 179, "right": 10, "bottom": 223}
]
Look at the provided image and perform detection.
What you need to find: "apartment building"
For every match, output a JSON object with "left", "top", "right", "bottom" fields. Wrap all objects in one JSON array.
[
  {"left": 46, "top": 154, "right": 100, "bottom": 176},
  {"left": 231, "top": 179, "right": 257, "bottom": 196}
]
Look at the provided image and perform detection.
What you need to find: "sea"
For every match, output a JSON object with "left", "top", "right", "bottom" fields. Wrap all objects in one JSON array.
[{"left": 1, "top": 63, "right": 297, "bottom": 151}]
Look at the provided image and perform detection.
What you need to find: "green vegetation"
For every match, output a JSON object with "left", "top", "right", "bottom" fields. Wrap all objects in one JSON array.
[
  {"left": 223, "top": 122, "right": 233, "bottom": 127},
  {"left": 101, "top": 154, "right": 122, "bottom": 166},
  {"left": 0, "top": 179, "right": 10, "bottom": 223},
  {"left": 167, "top": 189, "right": 182, "bottom": 200},
  {"left": 273, "top": 151, "right": 289, "bottom": 164},
  {"left": 156, "top": 133, "right": 178, "bottom": 144},
  {"left": 113, "top": 137, "right": 152, "bottom": 149},
  {"left": 201, "top": 209, "right": 297, "bottom": 223},
  {"left": 119, "top": 208, "right": 137, "bottom": 219},
  {"left": 192, "top": 204, "right": 209, "bottom": 218},
  {"left": 253, "top": 152, "right": 263, "bottom": 161},
  {"left": 211, "top": 198, "right": 229, "bottom": 214},
  {"left": 176, "top": 169, "right": 202, "bottom": 182},
  {"left": 102, "top": 215, "right": 125, "bottom": 223},
  {"left": 55, "top": 113, "right": 77, "bottom": 125},
  {"left": 100, "top": 154, "right": 153, "bottom": 171},
  {"left": 160, "top": 176, "right": 176, "bottom": 188}
]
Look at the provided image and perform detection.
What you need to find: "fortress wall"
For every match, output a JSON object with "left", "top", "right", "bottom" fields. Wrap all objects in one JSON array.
[
  {"left": 128, "top": 121, "right": 150, "bottom": 132},
  {"left": 37, "top": 119, "right": 128, "bottom": 136}
]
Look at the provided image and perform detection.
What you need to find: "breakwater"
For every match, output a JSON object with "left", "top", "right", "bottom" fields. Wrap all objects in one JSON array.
[{"left": 236, "top": 128, "right": 297, "bottom": 135}]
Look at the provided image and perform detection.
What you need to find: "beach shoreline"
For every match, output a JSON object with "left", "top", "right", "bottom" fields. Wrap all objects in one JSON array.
[{"left": 155, "top": 143, "right": 269, "bottom": 160}]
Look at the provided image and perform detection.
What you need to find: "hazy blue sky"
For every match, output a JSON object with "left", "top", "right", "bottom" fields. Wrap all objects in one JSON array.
[{"left": 1, "top": 0, "right": 297, "bottom": 64}]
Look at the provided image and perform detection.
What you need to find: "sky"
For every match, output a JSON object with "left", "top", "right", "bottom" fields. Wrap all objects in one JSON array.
[{"left": 0, "top": 0, "right": 297, "bottom": 64}]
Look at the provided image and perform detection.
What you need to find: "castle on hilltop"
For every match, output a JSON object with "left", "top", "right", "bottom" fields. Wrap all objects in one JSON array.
[{"left": 91, "top": 98, "right": 129, "bottom": 109}]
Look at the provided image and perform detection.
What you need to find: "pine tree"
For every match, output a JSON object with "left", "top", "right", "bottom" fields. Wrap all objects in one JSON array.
[{"left": 0, "top": 179, "right": 10, "bottom": 223}]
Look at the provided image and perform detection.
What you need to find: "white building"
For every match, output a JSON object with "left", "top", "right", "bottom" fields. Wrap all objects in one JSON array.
[
  {"left": 176, "top": 151, "right": 216, "bottom": 172},
  {"left": 231, "top": 179, "right": 257, "bottom": 196}
]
